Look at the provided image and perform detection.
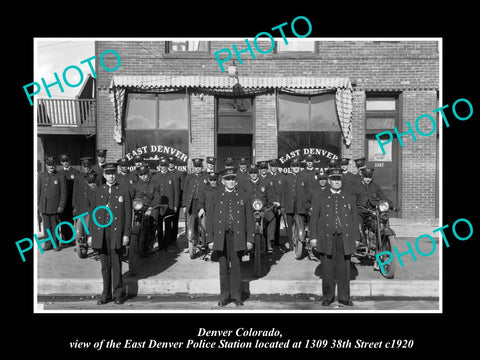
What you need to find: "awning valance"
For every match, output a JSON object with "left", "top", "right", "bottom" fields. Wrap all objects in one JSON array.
[{"left": 109, "top": 75, "right": 353, "bottom": 146}]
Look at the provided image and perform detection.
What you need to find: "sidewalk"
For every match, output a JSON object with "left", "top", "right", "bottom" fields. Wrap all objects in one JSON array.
[{"left": 36, "top": 223, "right": 440, "bottom": 300}]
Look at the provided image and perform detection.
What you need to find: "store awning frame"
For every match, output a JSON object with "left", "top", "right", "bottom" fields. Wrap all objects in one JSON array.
[{"left": 109, "top": 75, "right": 353, "bottom": 146}]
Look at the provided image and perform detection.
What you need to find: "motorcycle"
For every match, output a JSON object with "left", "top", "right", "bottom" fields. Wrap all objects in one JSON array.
[
  {"left": 250, "top": 198, "right": 275, "bottom": 278},
  {"left": 187, "top": 210, "right": 209, "bottom": 259},
  {"left": 123, "top": 198, "right": 159, "bottom": 275},
  {"left": 291, "top": 210, "right": 318, "bottom": 261},
  {"left": 354, "top": 199, "right": 399, "bottom": 279}
]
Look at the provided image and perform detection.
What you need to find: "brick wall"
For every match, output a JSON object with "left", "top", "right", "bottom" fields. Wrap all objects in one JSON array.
[{"left": 95, "top": 40, "right": 439, "bottom": 220}]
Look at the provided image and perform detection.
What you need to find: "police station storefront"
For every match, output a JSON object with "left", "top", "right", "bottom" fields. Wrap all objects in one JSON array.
[{"left": 108, "top": 75, "right": 353, "bottom": 174}]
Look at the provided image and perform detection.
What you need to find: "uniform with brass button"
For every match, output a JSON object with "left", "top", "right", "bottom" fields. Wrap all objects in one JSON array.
[
  {"left": 87, "top": 163, "right": 132, "bottom": 305},
  {"left": 38, "top": 156, "right": 67, "bottom": 251},
  {"left": 309, "top": 167, "right": 359, "bottom": 306},
  {"left": 206, "top": 168, "right": 255, "bottom": 307}
]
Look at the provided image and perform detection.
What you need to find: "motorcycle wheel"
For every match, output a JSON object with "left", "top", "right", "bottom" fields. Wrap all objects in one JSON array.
[
  {"left": 129, "top": 233, "right": 141, "bottom": 276},
  {"left": 378, "top": 234, "right": 396, "bottom": 279},
  {"left": 292, "top": 223, "right": 304, "bottom": 260},
  {"left": 254, "top": 233, "right": 263, "bottom": 278}
]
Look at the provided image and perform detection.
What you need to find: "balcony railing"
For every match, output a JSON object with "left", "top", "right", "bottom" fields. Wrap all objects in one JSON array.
[{"left": 37, "top": 98, "right": 96, "bottom": 128}]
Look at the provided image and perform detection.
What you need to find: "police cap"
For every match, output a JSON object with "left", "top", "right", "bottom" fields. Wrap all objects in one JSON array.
[
  {"left": 103, "top": 162, "right": 118, "bottom": 174},
  {"left": 221, "top": 168, "right": 237, "bottom": 180},
  {"left": 354, "top": 157, "right": 366, "bottom": 169},
  {"left": 327, "top": 167, "right": 343, "bottom": 179},
  {"left": 192, "top": 158, "right": 203, "bottom": 167},
  {"left": 45, "top": 156, "right": 56, "bottom": 165},
  {"left": 96, "top": 149, "right": 107, "bottom": 157},
  {"left": 206, "top": 156, "right": 216, "bottom": 165}
]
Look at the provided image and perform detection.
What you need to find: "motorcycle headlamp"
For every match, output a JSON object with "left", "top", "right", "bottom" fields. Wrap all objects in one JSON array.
[
  {"left": 252, "top": 199, "right": 263, "bottom": 211},
  {"left": 379, "top": 201, "right": 390, "bottom": 212},
  {"left": 132, "top": 198, "right": 144, "bottom": 211}
]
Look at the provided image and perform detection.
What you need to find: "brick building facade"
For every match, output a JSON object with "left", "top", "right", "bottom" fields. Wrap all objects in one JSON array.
[{"left": 93, "top": 39, "right": 439, "bottom": 221}]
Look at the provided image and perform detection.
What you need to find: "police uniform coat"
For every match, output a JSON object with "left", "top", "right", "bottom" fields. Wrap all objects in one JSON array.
[
  {"left": 182, "top": 172, "right": 208, "bottom": 212},
  {"left": 116, "top": 171, "right": 137, "bottom": 187},
  {"left": 341, "top": 171, "right": 359, "bottom": 196},
  {"left": 206, "top": 188, "right": 255, "bottom": 252},
  {"left": 57, "top": 166, "right": 80, "bottom": 208},
  {"left": 38, "top": 171, "right": 67, "bottom": 214},
  {"left": 282, "top": 172, "right": 308, "bottom": 214},
  {"left": 198, "top": 184, "right": 218, "bottom": 212},
  {"left": 88, "top": 182, "right": 132, "bottom": 250},
  {"left": 129, "top": 178, "right": 161, "bottom": 209},
  {"left": 309, "top": 189, "right": 359, "bottom": 256},
  {"left": 152, "top": 170, "right": 179, "bottom": 211},
  {"left": 72, "top": 170, "right": 100, "bottom": 215},
  {"left": 353, "top": 179, "right": 390, "bottom": 208}
]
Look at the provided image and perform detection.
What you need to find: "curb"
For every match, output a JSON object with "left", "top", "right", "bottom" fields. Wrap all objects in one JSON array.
[{"left": 37, "top": 278, "right": 439, "bottom": 298}]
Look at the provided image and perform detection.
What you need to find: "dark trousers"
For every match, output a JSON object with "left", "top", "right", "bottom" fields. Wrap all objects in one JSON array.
[
  {"left": 320, "top": 233, "right": 351, "bottom": 302},
  {"left": 217, "top": 229, "right": 243, "bottom": 302},
  {"left": 264, "top": 210, "right": 276, "bottom": 247},
  {"left": 273, "top": 211, "right": 281, "bottom": 245},
  {"left": 59, "top": 207, "right": 74, "bottom": 243},
  {"left": 98, "top": 227, "right": 123, "bottom": 301},
  {"left": 41, "top": 213, "right": 61, "bottom": 250}
]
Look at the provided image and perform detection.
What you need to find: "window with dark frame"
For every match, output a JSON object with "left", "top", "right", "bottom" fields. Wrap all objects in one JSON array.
[{"left": 166, "top": 41, "right": 210, "bottom": 53}]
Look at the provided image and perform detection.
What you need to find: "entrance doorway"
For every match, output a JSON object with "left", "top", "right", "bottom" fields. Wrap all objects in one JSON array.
[{"left": 216, "top": 97, "right": 254, "bottom": 170}]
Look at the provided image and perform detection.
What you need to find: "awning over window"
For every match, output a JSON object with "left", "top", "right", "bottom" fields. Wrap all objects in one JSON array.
[{"left": 109, "top": 75, "right": 353, "bottom": 146}]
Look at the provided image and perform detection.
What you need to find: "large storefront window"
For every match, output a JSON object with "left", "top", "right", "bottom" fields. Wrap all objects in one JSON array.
[
  {"left": 124, "top": 92, "right": 189, "bottom": 170},
  {"left": 277, "top": 92, "right": 341, "bottom": 168}
]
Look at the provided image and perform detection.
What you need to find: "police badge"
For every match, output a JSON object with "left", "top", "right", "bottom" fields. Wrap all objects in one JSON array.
[
  {"left": 71, "top": 174, "right": 75, "bottom": 179},
  {"left": 54, "top": 180, "right": 58, "bottom": 184},
  {"left": 119, "top": 196, "right": 124, "bottom": 203}
]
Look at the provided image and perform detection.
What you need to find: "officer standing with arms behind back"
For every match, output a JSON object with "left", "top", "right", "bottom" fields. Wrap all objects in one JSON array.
[
  {"left": 206, "top": 168, "right": 254, "bottom": 307},
  {"left": 309, "top": 168, "right": 359, "bottom": 307},
  {"left": 87, "top": 163, "right": 131, "bottom": 305},
  {"left": 38, "top": 156, "right": 67, "bottom": 251}
]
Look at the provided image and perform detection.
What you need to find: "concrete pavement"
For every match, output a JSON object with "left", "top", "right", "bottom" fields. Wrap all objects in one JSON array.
[{"left": 36, "top": 222, "right": 440, "bottom": 303}]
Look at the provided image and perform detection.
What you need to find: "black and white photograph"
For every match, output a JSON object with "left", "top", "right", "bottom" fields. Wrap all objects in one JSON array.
[
  {"left": 7, "top": 9, "right": 479, "bottom": 356},
  {"left": 32, "top": 36, "right": 442, "bottom": 313}
]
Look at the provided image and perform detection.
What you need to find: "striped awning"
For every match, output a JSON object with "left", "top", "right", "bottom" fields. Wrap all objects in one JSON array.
[
  {"left": 109, "top": 75, "right": 352, "bottom": 91},
  {"left": 109, "top": 75, "right": 353, "bottom": 146}
]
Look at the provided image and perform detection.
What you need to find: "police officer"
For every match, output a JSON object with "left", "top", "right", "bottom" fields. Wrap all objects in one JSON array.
[
  {"left": 129, "top": 164, "right": 161, "bottom": 255},
  {"left": 236, "top": 157, "right": 250, "bottom": 187},
  {"left": 354, "top": 157, "right": 366, "bottom": 182},
  {"left": 282, "top": 158, "right": 309, "bottom": 250},
  {"left": 205, "top": 156, "right": 216, "bottom": 173},
  {"left": 339, "top": 158, "right": 358, "bottom": 195},
  {"left": 167, "top": 156, "right": 185, "bottom": 245},
  {"left": 92, "top": 149, "right": 108, "bottom": 184},
  {"left": 73, "top": 157, "right": 100, "bottom": 220},
  {"left": 352, "top": 167, "right": 393, "bottom": 247},
  {"left": 74, "top": 171, "right": 98, "bottom": 253},
  {"left": 116, "top": 157, "right": 136, "bottom": 187},
  {"left": 309, "top": 168, "right": 359, "bottom": 307},
  {"left": 152, "top": 157, "right": 179, "bottom": 250},
  {"left": 38, "top": 156, "right": 67, "bottom": 251},
  {"left": 224, "top": 157, "right": 235, "bottom": 170},
  {"left": 129, "top": 154, "right": 145, "bottom": 184},
  {"left": 240, "top": 165, "right": 278, "bottom": 253},
  {"left": 267, "top": 159, "right": 285, "bottom": 246},
  {"left": 183, "top": 158, "right": 208, "bottom": 245},
  {"left": 301, "top": 154, "right": 317, "bottom": 189},
  {"left": 206, "top": 168, "right": 254, "bottom": 307},
  {"left": 57, "top": 153, "right": 80, "bottom": 245},
  {"left": 87, "top": 163, "right": 131, "bottom": 305},
  {"left": 198, "top": 171, "right": 219, "bottom": 259}
]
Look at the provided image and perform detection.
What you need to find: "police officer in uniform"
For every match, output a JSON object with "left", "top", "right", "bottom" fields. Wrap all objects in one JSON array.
[
  {"left": 129, "top": 154, "right": 145, "bottom": 184},
  {"left": 339, "top": 158, "right": 358, "bottom": 195},
  {"left": 38, "top": 156, "right": 67, "bottom": 251},
  {"left": 309, "top": 168, "right": 359, "bottom": 306},
  {"left": 353, "top": 157, "right": 367, "bottom": 183},
  {"left": 152, "top": 157, "right": 179, "bottom": 250},
  {"left": 282, "top": 158, "right": 309, "bottom": 250},
  {"left": 129, "top": 164, "right": 161, "bottom": 255},
  {"left": 116, "top": 157, "right": 136, "bottom": 187},
  {"left": 73, "top": 157, "right": 100, "bottom": 220},
  {"left": 206, "top": 168, "right": 254, "bottom": 307},
  {"left": 352, "top": 167, "right": 394, "bottom": 248},
  {"left": 87, "top": 163, "right": 131, "bottom": 305},
  {"left": 301, "top": 154, "right": 317, "bottom": 189},
  {"left": 57, "top": 153, "right": 80, "bottom": 245},
  {"left": 183, "top": 158, "right": 208, "bottom": 245},
  {"left": 74, "top": 171, "right": 98, "bottom": 253},
  {"left": 224, "top": 157, "right": 235, "bottom": 170},
  {"left": 240, "top": 166, "right": 278, "bottom": 253},
  {"left": 267, "top": 159, "right": 285, "bottom": 246},
  {"left": 167, "top": 156, "right": 185, "bottom": 245},
  {"left": 205, "top": 156, "right": 216, "bottom": 173},
  {"left": 92, "top": 149, "right": 108, "bottom": 184},
  {"left": 236, "top": 157, "right": 250, "bottom": 187}
]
